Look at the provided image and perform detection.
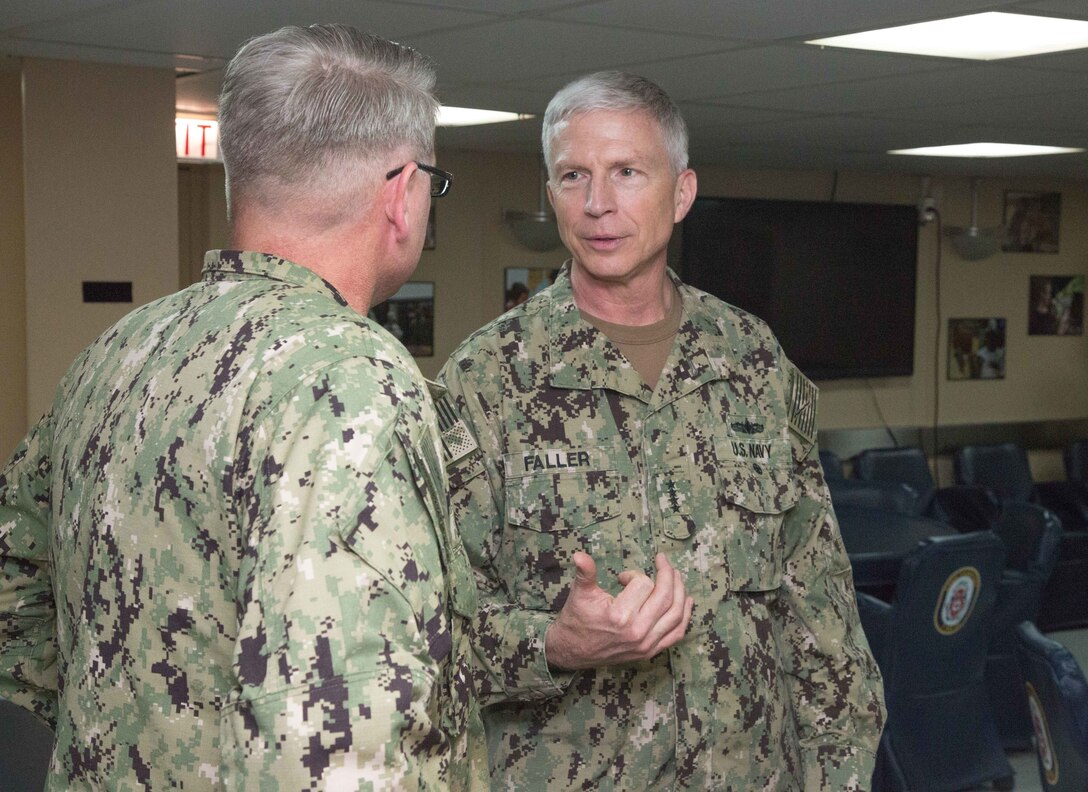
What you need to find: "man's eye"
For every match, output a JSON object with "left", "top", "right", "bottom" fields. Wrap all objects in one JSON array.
[
  {"left": 561, "top": 171, "right": 581, "bottom": 181},
  {"left": 619, "top": 167, "right": 635, "bottom": 177}
]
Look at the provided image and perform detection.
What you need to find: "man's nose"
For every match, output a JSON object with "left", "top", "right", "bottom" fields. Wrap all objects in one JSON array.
[{"left": 583, "top": 176, "right": 616, "bottom": 217}]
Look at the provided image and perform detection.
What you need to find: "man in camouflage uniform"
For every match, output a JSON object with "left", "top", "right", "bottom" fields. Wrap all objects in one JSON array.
[
  {"left": 441, "top": 72, "right": 885, "bottom": 790},
  {"left": 0, "top": 24, "right": 485, "bottom": 790}
]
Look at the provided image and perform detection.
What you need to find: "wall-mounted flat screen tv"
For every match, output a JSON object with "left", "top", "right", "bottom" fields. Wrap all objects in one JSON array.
[{"left": 679, "top": 196, "right": 918, "bottom": 380}]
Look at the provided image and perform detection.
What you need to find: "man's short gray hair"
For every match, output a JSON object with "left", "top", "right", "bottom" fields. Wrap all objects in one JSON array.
[
  {"left": 218, "top": 24, "right": 438, "bottom": 217},
  {"left": 542, "top": 71, "right": 689, "bottom": 178}
]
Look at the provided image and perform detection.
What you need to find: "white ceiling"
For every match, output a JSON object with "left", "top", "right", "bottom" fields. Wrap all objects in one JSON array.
[{"left": 3, "top": 0, "right": 1088, "bottom": 180}]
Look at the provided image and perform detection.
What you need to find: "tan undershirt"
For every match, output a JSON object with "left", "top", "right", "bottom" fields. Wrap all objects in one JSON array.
[{"left": 580, "top": 288, "right": 684, "bottom": 391}]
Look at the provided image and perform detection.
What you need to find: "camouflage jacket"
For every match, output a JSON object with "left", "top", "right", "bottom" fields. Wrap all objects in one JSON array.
[
  {"left": 0, "top": 251, "right": 486, "bottom": 790},
  {"left": 440, "top": 265, "right": 885, "bottom": 791}
]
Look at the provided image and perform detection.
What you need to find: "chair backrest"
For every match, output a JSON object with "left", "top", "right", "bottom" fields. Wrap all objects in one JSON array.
[
  {"left": 1015, "top": 621, "right": 1088, "bottom": 792},
  {"left": 1065, "top": 439, "right": 1088, "bottom": 485},
  {"left": 877, "top": 532, "right": 1011, "bottom": 791},
  {"left": 828, "top": 478, "right": 921, "bottom": 516},
  {"left": 887, "top": 532, "right": 1005, "bottom": 699},
  {"left": 0, "top": 698, "right": 53, "bottom": 790},
  {"left": 993, "top": 502, "right": 1062, "bottom": 579},
  {"left": 819, "top": 448, "right": 845, "bottom": 480},
  {"left": 955, "top": 442, "right": 1036, "bottom": 504},
  {"left": 855, "top": 446, "right": 937, "bottom": 512}
]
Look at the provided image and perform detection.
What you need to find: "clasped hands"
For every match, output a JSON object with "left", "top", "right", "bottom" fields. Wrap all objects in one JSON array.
[{"left": 544, "top": 551, "right": 694, "bottom": 671}]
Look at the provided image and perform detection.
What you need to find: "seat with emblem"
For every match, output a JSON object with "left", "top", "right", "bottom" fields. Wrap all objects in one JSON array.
[
  {"left": 1014, "top": 621, "right": 1088, "bottom": 792},
  {"left": 857, "top": 531, "right": 1013, "bottom": 792}
]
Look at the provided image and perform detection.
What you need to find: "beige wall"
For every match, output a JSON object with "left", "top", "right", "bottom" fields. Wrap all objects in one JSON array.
[
  {"left": 0, "top": 61, "right": 27, "bottom": 456},
  {"left": 21, "top": 58, "right": 178, "bottom": 423},
  {"left": 4, "top": 66, "right": 1084, "bottom": 461}
]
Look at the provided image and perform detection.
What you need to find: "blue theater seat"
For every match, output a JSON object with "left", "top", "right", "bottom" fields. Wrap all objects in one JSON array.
[
  {"left": 818, "top": 448, "right": 845, "bottom": 481},
  {"left": 956, "top": 442, "right": 1088, "bottom": 630},
  {"left": 986, "top": 503, "right": 1063, "bottom": 749},
  {"left": 854, "top": 445, "right": 999, "bottom": 532},
  {"left": 1015, "top": 621, "right": 1088, "bottom": 792},
  {"left": 1065, "top": 439, "right": 1088, "bottom": 485},
  {"left": 828, "top": 478, "right": 921, "bottom": 516},
  {"left": 858, "top": 532, "right": 1013, "bottom": 792}
]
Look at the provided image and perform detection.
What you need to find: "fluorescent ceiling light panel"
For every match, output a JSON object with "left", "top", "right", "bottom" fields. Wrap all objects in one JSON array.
[
  {"left": 438, "top": 106, "right": 532, "bottom": 126},
  {"left": 889, "top": 142, "right": 1085, "bottom": 157},
  {"left": 807, "top": 12, "right": 1088, "bottom": 60}
]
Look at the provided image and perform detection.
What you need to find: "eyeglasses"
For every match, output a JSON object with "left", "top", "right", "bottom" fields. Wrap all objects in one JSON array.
[{"left": 386, "top": 161, "right": 453, "bottom": 198}]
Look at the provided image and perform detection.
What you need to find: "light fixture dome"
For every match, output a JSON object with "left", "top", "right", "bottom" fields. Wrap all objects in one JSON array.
[
  {"left": 503, "top": 157, "right": 562, "bottom": 252},
  {"left": 945, "top": 178, "right": 1002, "bottom": 260}
]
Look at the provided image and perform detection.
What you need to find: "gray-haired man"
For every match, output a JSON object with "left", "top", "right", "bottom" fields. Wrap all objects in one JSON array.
[{"left": 0, "top": 24, "right": 484, "bottom": 790}]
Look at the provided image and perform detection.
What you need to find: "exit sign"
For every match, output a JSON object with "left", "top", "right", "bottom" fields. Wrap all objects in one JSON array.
[{"left": 176, "top": 118, "right": 220, "bottom": 162}]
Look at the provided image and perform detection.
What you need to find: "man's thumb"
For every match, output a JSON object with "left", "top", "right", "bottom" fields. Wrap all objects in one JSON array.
[{"left": 571, "top": 551, "right": 598, "bottom": 590}]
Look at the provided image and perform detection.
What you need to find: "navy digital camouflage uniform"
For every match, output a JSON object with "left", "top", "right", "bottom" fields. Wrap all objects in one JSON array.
[
  {"left": 0, "top": 251, "right": 486, "bottom": 790},
  {"left": 440, "top": 264, "right": 885, "bottom": 791}
]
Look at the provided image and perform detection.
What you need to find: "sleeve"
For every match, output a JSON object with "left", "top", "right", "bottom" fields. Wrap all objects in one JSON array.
[
  {"left": 439, "top": 354, "right": 575, "bottom": 706},
  {"left": 772, "top": 367, "right": 887, "bottom": 791},
  {"left": 0, "top": 412, "right": 60, "bottom": 727},
  {"left": 219, "top": 361, "right": 456, "bottom": 791}
]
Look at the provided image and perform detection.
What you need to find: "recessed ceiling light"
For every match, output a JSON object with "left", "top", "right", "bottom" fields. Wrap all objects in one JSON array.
[
  {"left": 807, "top": 12, "right": 1088, "bottom": 60},
  {"left": 438, "top": 106, "right": 533, "bottom": 127},
  {"left": 889, "top": 143, "right": 1085, "bottom": 158}
]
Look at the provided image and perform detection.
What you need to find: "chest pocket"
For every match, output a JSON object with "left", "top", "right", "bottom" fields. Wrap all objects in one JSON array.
[
  {"left": 716, "top": 435, "right": 799, "bottom": 592},
  {"left": 502, "top": 446, "right": 622, "bottom": 610}
]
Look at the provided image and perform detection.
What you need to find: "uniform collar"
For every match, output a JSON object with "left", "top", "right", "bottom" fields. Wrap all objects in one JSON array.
[
  {"left": 546, "top": 265, "right": 727, "bottom": 406},
  {"left": 201, "top": 250, "right": 351, "bottom": 308}
]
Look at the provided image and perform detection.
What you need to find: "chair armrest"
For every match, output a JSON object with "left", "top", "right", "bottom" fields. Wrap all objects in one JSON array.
[
  {"left": 992, "top": 572, "right": 1045, "bottom": 653},
  {"left": 933, "top": 485, "right": 1000, "bottom": 532},
  {"left": 1036, "top": 480, "right": 1088, "bottom": 530}
]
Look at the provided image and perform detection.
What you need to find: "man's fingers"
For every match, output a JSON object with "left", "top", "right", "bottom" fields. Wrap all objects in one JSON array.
[
  {"left": 612, "top": 571, "right": 655, "bottom": 621},
  {"left": 646, "top": 594, "right": 696, "bottom": 656},
  {"left": 626, "top": 554, "right": 680, "bottom": 628}
]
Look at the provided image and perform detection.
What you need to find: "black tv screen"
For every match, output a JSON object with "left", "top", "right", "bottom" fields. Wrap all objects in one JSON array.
[{"left": 679, "top": 196, "right": 918, "bottom": 380}]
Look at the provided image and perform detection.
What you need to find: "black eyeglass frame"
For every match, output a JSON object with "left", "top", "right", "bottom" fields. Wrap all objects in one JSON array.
[{"left": 386, "top": 161, "right": 453, "bottom": 198}]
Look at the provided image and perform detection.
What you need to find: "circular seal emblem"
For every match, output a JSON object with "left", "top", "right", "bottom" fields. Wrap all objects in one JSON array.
[
  {"left": 933, "top": 566, "right": 980, "bottom": 635},
  {"left": 1026, "top": 682, "right": 1059, "bottom": 785}
]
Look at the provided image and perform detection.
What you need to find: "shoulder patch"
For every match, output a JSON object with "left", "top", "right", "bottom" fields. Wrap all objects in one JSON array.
[
  {"left": 435, "top": 393, "right": 480, "bottom": 469},
  {"left": 787, "top": 361, "right": 818, "bottom": 448}
]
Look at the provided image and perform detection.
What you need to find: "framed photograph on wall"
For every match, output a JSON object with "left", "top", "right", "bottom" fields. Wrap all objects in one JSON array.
[
  {"left": 948, "top": 318, "right": 1006, "bottom": 380},
  {"left": 1002, "top": 191, "right": 1060, "bottom": 253},
  {"left": 1029, "top": 275, "right": 1084, "bottom": 336},
  {"left": 504, "top": 267, "right": 562, "bottom": 312},
  {"left": 368, "top": 281, "right": 435, "bottom": 357}
]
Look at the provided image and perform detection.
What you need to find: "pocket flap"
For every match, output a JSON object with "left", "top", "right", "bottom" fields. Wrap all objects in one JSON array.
[{"left": 505, "top": 470, "right": 620, "bottom": 532}]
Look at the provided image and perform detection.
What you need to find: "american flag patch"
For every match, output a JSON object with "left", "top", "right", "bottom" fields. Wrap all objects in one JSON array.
[
  {"left": 435, "top": 394, "right": 479, "bottom": 467},
  {"left": 787, "top": 363, "right": 817, "bottom": 446}
]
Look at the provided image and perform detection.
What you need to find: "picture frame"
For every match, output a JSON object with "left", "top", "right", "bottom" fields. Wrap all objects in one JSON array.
[
  {"left": 1029, "top": 275, "right": 1084, "bottom": 336},
  {"left": 503, "top": 267, "right": 561, "bottom": 312},
  {"left": 947, "top": 318, "right": 1006, "bottom": 380},
  {"left": 1002, "top": 191, "right": 1060, "bottom": 253},
  {"left": 368, "top": 281, "right": 435, "bottom": 357}
]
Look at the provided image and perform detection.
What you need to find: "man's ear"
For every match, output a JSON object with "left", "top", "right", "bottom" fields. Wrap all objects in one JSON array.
[
  {"left": 673, "top": 168, "right": 697, "bottom": 224},
  {"left": 384, "top": 162, "right": 417, "bottom": 241}
]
